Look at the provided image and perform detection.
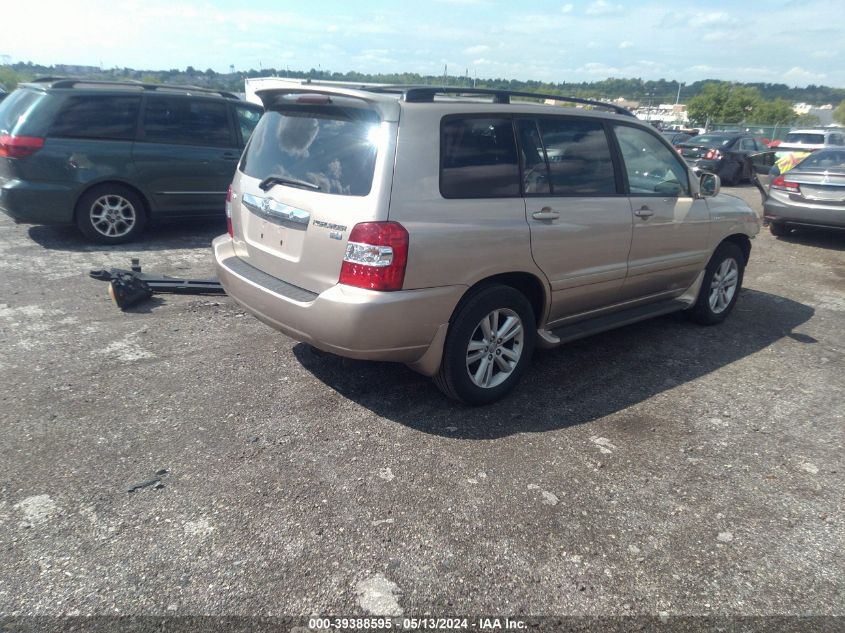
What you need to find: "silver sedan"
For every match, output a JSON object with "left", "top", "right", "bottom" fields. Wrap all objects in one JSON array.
[{"left": 764, "top": 148, "right": 845, "bottom": 236}]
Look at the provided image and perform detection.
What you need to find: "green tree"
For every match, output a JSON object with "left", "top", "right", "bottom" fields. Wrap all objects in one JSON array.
[
  {"left": 755, "top": 99, "right": 796, "bottom": 124},
  {"left": 0, "top": 66, "right": 20, "bottom": 90},
  {"left": 834, "top": 100, "right": 845, "bottom": 125},
  {"left": 687, "top": 82, "right": 734, "bottom": 125},
  {"left": 794, "top": 113, "right": 821, "bottom": 127}
]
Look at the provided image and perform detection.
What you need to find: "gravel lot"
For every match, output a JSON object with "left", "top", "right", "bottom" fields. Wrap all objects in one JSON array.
[{"left": 1, "top": 186, "right": 843, "bottom": 627}]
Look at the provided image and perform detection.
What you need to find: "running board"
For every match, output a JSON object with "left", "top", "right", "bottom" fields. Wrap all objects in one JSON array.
[{"left": 544, "top": 299, "right": 689, "bottom": 345}]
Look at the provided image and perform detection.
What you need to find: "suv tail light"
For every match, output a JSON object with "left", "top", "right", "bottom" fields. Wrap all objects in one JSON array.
[
  {"left": 225, "top": 185, "right": 234, "bottom": 237},
  {"left": 771, "top": 175, "right": 800, "bottom": 193},
  {"left": 0, "top": 134, "right": 45, "bottom": 158},
  {"left": 704, "top": 149, "right": 722, "bottom": 160},
  {"left": 339, "top": 221, "right": 409, "bottom": 291}
]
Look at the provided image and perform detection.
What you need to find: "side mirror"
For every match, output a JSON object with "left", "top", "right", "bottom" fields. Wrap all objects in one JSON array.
[{"left": 699, "top": 172, "right": 720, "bottom": 198}]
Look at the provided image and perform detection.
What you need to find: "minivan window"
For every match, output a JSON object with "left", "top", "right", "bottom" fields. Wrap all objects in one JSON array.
[
  {"left": 235, "top": 105, "right": 262, "bottom": 145},
  {"left": 537, "top": 118, "right": 617, "bottom": 195},
  {"left": 49, "top": 95, "right": 141, "bottom": 141},
  {"left": 142, "top": 97, "right": 234, "bottom": 147},
  {"left": 440, "top": 117, "right": 519, "bottom": 198},
  {"left": 240, "top": 107, "right": 379, "bottom": 196},
  {"left": 0, "top": 89, "right": 44, "bottom": 134},
  {"left": 613, "top": 124, "right": 690, "bottom": 196}
]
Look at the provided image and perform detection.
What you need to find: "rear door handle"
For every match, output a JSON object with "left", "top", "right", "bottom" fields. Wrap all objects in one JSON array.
[
  {"left": 222, "top": 152, "right": 240, "bottom": 161},
  {"left": 634, "top": 205, "right": 654, "bottom": 219},
  {"left": 532, "top": 207, "right": 560, "bottom": 221}
]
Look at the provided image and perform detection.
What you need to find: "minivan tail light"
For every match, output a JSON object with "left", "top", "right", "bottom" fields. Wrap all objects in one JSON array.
[
  {"left": 0, "top": 135, "right": 45, "bottom": 158},
  {"left": 771, "top": 175, "right": 800, "bottom": 193},
  {"left": 339, "top": 222, "right": 409, "bottom": 291},
  {"left": 225, "top": 185, "right": 234, "bottom": 237}
]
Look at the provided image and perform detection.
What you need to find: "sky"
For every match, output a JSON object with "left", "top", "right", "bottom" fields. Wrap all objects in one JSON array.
[{"left": 2, "top": 0, "right": 844, "bottom": 88}]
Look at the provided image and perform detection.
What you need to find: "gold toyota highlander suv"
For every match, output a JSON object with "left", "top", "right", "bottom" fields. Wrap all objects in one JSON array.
[{"left": 213, "top": 81, "right": 759, "bottom": 404}]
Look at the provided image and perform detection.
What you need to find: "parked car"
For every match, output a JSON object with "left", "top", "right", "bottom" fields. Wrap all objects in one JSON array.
[
  {"left": 677, "top": 132, "right": 768, "bottom": 185},
  {"left": 213, "top": 82, "right": 759, "bottom": 404},
  {"left": 0, "top": 78, "right": 263, "bottom": 243},
  {"left": 776, "top": 128, "right": 845, "bottom": 154},
  {"left": 661, "top": 130, "right": 692, "bottom": 146},
  {"left": 764, "top": 147, "right": 845, "bottom": 236},
  {"left": 769, "top": 128, "right": 845, "bottom": 179}
]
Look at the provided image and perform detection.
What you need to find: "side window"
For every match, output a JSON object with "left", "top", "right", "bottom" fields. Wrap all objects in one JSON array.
[
  {"left": 235, "top": 105, "right": 262, "bottom": 145},
  {"left": 830, "top": 134, "right": 844, "bottom": 146},
  {"left": 537, "top": 118, "right": 617, "bottom": 195},
  {"left": 739, "top": 138, "right": 756, "bottom": 150},
  {"left": 142, "top": 97, "right": 234, "bottom": 147},
  {"left": 613, "top": 124, "right": 690, "bottom": 196},
  {"left": 49, "top": 96, "right": 140, "bottom": 141},
  {"left": 516, "top": 119, "right": 550, "bottom": 195},
  {"left": 440, "top": 117, "right": 520, "bottom": 198}
]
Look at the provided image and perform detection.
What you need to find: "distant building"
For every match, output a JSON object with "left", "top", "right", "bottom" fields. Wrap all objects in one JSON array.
[
  {"left": 54, "top": 64, "right": 100, "bottom": 75},
  {"left": 634, "top": 103, "right": 689, "bottom": 125}
]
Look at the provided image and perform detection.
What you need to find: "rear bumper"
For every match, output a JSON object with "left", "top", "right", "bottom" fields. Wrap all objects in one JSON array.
[
  {"left": 0, "top": 178, "right": 76, "bottom": 224},
  {"left": 764, "top": 197, "right": 845, "bottom": 229},
  {"left": 213, "top": 235, "right": 464, "bottom": 374}
]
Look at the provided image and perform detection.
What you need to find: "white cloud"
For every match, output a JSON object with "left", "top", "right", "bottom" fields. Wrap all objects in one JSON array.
[
  {"left": 618, "top": 41, "right": 633, "bottom": 49},
  {"left": 585, "top": 0, "right": 620, "bottom": 16},
  {"left": 465, "top": 45, "right": 491, "bottom": 55},
  {"left": 562, "top": 3, "right": 574, "bottom": 12}
]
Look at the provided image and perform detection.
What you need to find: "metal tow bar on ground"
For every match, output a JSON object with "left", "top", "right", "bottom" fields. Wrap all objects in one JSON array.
[{"left": 89, "top": 258, "right": 226, "bottom": 310}]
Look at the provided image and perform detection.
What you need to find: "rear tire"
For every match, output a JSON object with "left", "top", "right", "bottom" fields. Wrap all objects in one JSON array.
[
  {"left": 75, "top": 184, "right": 147, "bottom": 244},
  {"left": 686, "top": 242, "right": 745, "bottom": 325},
  {"left": 719, "top": 162, "right": 740, "bottom": 186},
  {"left": 769, "top": 222, "right": 790, "bottom": 237},
  {"left": 434, "top": 285, "right": 536, "bottom": 405}
]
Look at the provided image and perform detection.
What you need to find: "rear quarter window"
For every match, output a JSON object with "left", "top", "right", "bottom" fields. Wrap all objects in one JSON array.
[
  {"left": 49, "top": 95, "right": 141, "bottom": 141},
  {"left": 0, "top": 89, "right": 45, "bottom": 135},
  {"left": 440, "top": 116, "right": 520, "bottom": 199}
]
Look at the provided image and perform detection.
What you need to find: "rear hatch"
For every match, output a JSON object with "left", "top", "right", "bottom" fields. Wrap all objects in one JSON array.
[
  {"left": 229, "top": 92, "right": 398, "bottom": 294},
  {"left": 0, "top": 88, "right": 49, "bottom": 182}
]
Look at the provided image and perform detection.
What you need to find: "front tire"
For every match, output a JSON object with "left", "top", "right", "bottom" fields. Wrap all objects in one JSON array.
[
  {"left": 686, "top": 242, "right": 745, "bottom": 325},
  {"left": 434, "top": 285, "right": 536, "bottom": 405},
  {"left": 75, "top": 184, "right": 147, "bottom": 244}
]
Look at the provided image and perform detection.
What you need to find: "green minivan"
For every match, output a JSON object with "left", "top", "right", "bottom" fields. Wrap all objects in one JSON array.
[{"left": 0, "top": 78, "right": 262, "bottom": 243}]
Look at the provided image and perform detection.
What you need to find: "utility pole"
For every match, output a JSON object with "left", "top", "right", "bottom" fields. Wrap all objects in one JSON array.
[
  {"left": 676, "top": 82, "right": 684, "bottom": 104},
  {"left": 443, "top": 64, "right": 447, "bottom": 85}
]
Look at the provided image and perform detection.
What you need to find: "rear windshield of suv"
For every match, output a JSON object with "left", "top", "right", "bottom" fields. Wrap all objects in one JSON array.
[
  {"left": 0, "top": 89, "right": 44, "bottom": 135},
  {"left": 240, "top": 107, "right": 380, "bottom": 196},
  {"left": 784, "top": 133, "right": 825, "bottom": 144}
]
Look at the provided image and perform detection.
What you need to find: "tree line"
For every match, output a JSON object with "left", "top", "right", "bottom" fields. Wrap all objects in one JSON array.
[{"left": 2, "top": 61, "right": 844, "bottom": 125}]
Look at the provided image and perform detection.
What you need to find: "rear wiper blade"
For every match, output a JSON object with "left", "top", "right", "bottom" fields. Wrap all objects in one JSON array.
[{"left": 258, "top": 175, "right": 320, "bottom": 192}]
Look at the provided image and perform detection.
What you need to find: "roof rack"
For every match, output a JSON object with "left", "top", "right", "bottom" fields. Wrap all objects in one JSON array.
[
  {"left": 365, "top": 85, "right": 635, "bottom": 116},
  {"left": 250, "top": 79, "right": 635, "bottom": 116},
  {"left": 26, "top": 77, "right": 239, "bottom": 100}
]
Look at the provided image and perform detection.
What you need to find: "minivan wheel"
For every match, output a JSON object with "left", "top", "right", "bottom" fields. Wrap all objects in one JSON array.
[
  {"left": 434, "top": 285, "right": 536, "bottom": 405},
  {"left": 686, "top": 242, "right": 745, "bottom": 325},
  {"left": 75, "top": 185, "right": 146, "bottom": 244}
]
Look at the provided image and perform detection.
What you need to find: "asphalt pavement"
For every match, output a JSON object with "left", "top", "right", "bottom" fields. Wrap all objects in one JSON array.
[{"left": 0, "top": 187, "right": 842, "bottom": 630}]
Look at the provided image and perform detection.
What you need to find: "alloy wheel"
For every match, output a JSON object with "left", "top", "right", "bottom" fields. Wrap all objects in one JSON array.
[{"left": 465, "top": 308, "right": 524, "bottom": 389}]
